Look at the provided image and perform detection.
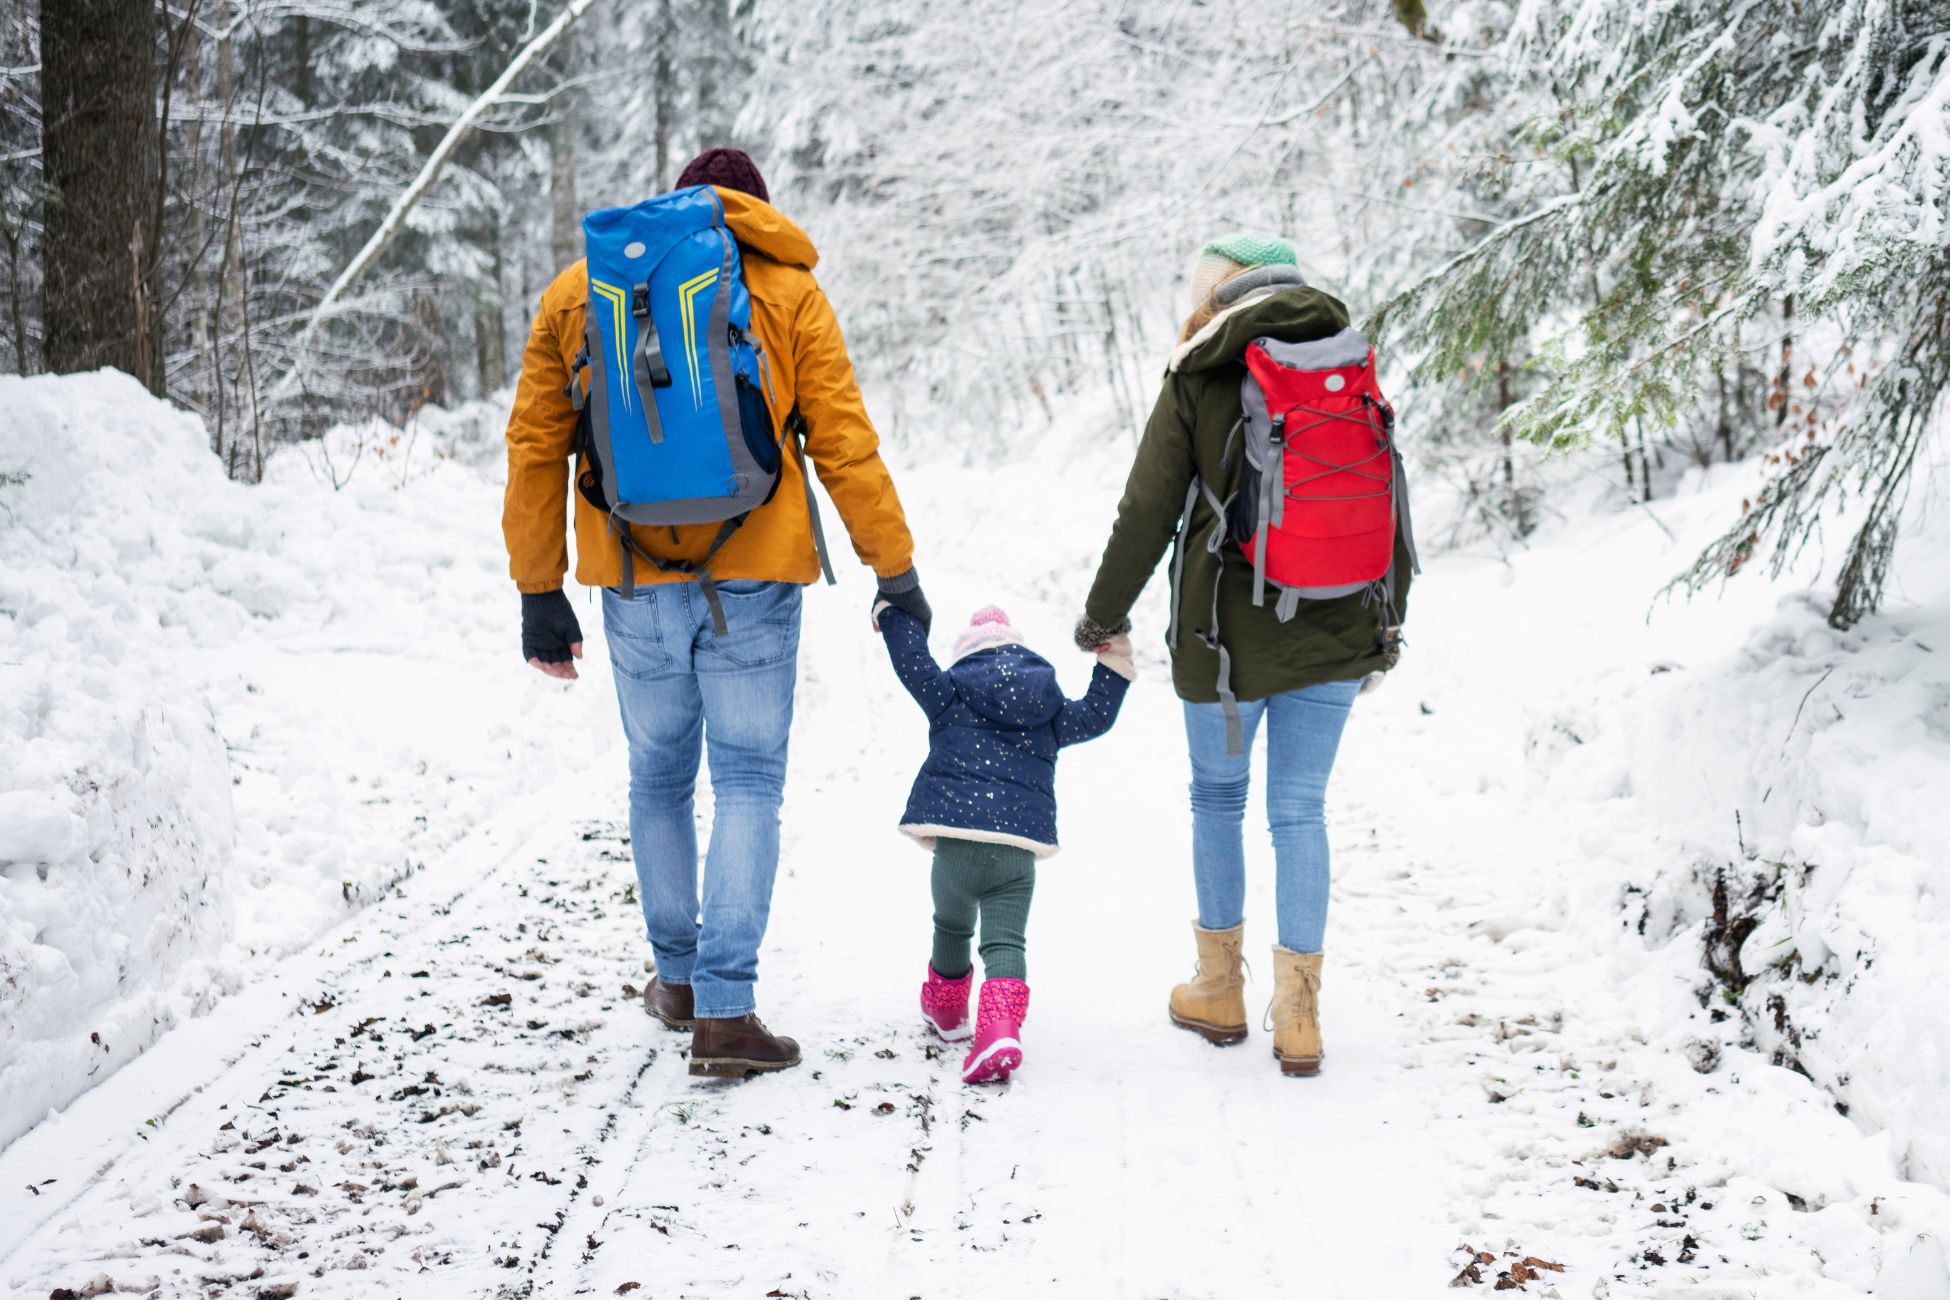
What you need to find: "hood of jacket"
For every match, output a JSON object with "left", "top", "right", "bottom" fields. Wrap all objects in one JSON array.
[
  {"left": 1171, "top": 285, "right": 1352, "bottom": 373},
  {"left": 717, "top": 187, "right": 818, "bottom": 271},
  {"left": 946, "top": 645, "right": 1067, "bottom": 729}
]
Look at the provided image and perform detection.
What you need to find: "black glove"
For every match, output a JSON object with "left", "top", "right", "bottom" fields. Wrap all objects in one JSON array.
[
  {"left": 1074, "top": 613, "right": 1132, "bottom": 653},
  {"left": 874, "top": 568, "right": 931, "bottom": 630},
  {"left": 521, "top": 589, "right": 584, "bottom": 664}
]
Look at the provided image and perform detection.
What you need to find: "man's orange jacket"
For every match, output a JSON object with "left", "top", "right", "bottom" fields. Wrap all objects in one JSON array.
[{"left": 502, "top": 188, "right": 915, "bottom": 593}]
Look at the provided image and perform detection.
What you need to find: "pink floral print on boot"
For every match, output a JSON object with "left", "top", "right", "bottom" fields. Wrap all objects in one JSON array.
[
  {"left": 962, "top": 978, "right": 1030, "bottom": 1084},
  {"left": 920, "top": 964, "right": 974, "bottom": 1041}
]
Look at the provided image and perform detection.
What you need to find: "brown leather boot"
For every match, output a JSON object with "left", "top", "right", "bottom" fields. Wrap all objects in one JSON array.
[
  {"left": 641, "top": 975, "right": 695, "bottom": 1030},
  {"left": 1269, "top": 946, "right": 1325, "bottom": 1076},
  {"left": 689, "top": 1013, "right": 801, "bottom": 1078},
  {"left": 1168, "top": 922, "right": 1248, "bottom": 1045}
]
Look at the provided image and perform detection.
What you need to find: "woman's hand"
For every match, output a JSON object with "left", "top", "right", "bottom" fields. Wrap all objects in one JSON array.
[{"left": 1073, "top": 613, "right": 1132, "bottom": 653}]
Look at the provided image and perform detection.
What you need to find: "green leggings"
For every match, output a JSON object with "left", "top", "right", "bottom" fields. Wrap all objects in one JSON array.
[{"left": 930, "top": 837, "right": 1037, "bottom": 983}]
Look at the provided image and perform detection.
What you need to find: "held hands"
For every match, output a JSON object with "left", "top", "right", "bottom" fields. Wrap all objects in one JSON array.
[
  {"left": 1095, "top": 632, "right": 1136, "bottom": 681},
  {"left": 870, "top": 568, "right": 931, "bottom": 633},
  {"left": 522, "top": 589, "right": 585, "bottom": 680},
  {"left": 1075, "top": 613, "right": 1136, "bottom": 681},
  {"left": 1072, "top": 613, "right": 1131, "bottom": 654}
]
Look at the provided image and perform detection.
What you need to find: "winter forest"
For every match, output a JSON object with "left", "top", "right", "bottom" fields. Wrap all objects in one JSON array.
[{"left": 3, "top": 0, "right": 1950, "bottom": 1295}]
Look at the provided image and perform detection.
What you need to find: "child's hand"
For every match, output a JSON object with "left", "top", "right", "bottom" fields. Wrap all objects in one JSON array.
[
  {"left": 1096, "top": 633, "right": 1136, "bottom": 681},
  {"left": 870, "top": 598, "right": 893, "bottom": 633}
]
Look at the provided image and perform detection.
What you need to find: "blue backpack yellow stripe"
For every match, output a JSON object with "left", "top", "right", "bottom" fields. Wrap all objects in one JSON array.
[{"left": 565, "top": 185, "right": 832, "bottom": 630}]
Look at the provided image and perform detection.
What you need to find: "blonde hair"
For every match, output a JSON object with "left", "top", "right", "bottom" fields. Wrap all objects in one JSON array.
[{"left": 1178, "top": 264, "right": 1254, "bottom": 343}]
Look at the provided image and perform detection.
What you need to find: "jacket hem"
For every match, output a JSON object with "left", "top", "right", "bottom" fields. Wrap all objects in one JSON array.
[
  {"left": 900, "top": 823, "right": 1058, "bottom": 860},
  {"left": 1169, "top": 654, "right": 1384, "bottom": 705}
]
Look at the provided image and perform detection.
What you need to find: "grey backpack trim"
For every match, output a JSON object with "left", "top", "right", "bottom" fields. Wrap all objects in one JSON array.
[
  {"left": 575, "top": 224, "right": 833, "bottom": 635},
  {"left": 629, "top": 285, "right": 672, "bottom": 440},
  {"left": 1161, "top": 326, "right": 1421, "bottom": 754}
]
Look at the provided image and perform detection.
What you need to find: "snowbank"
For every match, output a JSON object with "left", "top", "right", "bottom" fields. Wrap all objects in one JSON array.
[
  {"left": 0, "top": 371, "right": 616, "bottom": 1151},
  {"left": 1611, "top": 536, "right": 1950, "bottom": 1190},
  {"left": 1402, "top": 420, "right": 1950, "bottom": 1197}
]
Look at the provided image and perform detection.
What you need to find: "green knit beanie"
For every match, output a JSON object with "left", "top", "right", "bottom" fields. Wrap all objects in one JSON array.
[{"left": 1189, "top": 233, "right": 1299, "bottom": 308}]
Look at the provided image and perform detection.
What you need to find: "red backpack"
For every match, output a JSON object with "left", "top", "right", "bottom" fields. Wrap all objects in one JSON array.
[{"left": 1167, "top": 326, "right": 1420, "bottom": 752}]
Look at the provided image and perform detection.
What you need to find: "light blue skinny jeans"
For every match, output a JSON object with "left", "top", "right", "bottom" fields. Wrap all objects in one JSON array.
[
  {"left": 1183, "top": 679, "right": 1361, "bottom": 954},
  {"left": 601, "top": 579, "right": 803, "bottom": 1019}
]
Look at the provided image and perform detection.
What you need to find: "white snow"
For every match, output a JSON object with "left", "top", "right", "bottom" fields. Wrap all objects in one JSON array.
[
  {"left": 1, "top": 374, "right": 1948, "bottom": 1297},
  {"left": 0, "top": 370, "right": 618, "bottom": 1153}
]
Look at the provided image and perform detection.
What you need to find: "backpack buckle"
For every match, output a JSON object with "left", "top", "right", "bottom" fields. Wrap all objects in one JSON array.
[{"left": 631, "top": 285, "right": 650, "bottom": 319}]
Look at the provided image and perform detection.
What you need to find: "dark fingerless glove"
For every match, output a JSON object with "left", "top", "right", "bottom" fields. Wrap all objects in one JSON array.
[
  {"left": 874, "top": 567, "right": 932, "bottom": 630},
  {"left": 521, "top": 589, "right": 584, "bottom": 664},
  {"left": 1380, "top": 624, "right": 1404, "bottom": 670},
  {"left": 1073, "top": 613, "right": 1132, "bottom": 653}
]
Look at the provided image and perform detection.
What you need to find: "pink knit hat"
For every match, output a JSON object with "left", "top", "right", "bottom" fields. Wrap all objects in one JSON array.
[{"left": 951, "top": 605, "right": 1027, "bottom": 663}]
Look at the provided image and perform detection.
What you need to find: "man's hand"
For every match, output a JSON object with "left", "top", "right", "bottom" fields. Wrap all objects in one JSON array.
[
  {"left": 871, "top": 568, "right": 930, "bottom": 632},
  {"left": 522, "top": 589, "right": 585, "bottom": 680}
]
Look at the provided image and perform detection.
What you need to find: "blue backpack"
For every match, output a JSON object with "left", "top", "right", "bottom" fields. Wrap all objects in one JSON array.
[{"left": 565, "top": 185, "right": 832, "bottom": 632}]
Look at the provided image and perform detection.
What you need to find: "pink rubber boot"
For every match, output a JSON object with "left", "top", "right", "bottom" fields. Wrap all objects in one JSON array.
[
  {"left": 962, "top": 978, "right": 1030, "bottom": 1084},
  {"left": 920, "top": 964, "right": 974, "bottom": 1041}
]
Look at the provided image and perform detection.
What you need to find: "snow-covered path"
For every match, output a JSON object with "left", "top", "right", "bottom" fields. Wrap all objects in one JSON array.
[{"left": 5, "top": 449, "right": 1947, "bottom": 1300}]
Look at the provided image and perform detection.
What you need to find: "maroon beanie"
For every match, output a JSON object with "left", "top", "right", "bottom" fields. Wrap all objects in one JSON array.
[{"left": 675, "top": 147, "right": 769, "bottom": 204}]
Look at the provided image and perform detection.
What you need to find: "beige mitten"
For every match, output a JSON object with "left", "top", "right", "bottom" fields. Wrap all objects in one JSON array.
[{"left": 1095, "top": 633, "right": 1136, "bottom": 681}]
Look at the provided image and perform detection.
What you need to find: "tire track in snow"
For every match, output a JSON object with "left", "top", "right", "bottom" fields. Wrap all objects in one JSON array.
[{"left": 2, "top": 807, "right": 666, "bottom": 1299}]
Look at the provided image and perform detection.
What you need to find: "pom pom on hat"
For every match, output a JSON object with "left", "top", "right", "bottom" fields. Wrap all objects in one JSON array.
[{"left": 952, "top": 605, "right": 1027, "bottom": 663}]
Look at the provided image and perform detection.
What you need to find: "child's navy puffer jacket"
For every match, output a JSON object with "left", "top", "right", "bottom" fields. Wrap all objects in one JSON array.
[{"left": 879, "top": 606, "right": 1128, "bottom": 857}]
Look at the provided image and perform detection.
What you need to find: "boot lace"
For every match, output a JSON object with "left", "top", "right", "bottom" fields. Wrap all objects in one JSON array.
[
  {"left": 1191, "top": 941, "right": 1249, "bottom": 987},
  {"left": 1262, "top": 965, "right": 1320, "bottom": 1032}
]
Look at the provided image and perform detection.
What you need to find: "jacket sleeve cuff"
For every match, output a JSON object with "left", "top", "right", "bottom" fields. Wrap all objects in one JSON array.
[
  {"left": 517, "top": 579, "right": 566, "bottom": 595},
  {"left": 876, "top": 566, "right": 920, "bottom": 594}
]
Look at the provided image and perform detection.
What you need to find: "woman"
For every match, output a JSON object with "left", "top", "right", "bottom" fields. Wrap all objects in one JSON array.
[{"left": 1073, "top": 234, "right": 1414, "bottom": 1077}]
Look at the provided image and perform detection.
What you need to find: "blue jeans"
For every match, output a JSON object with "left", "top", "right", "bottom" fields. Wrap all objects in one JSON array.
[
  {"left": 1183, "top": 679, "right": 1361, "bottom": 954},
  {"left": 602, "top": 579, "right": 803, "bottom": 1018}
]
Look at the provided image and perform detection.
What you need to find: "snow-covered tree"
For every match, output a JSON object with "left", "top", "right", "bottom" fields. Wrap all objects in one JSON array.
[{"left": 1378, "top": 0, "right": 1950, "bottom": 625}]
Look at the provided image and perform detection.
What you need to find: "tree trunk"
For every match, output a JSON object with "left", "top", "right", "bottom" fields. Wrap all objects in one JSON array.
[
  {"left": 1497, "top": 359, "right": 1532, "bottom": 537},
  {"left": 212, "top": 17, "right": 244, "bottom": 464},
  {"left": 477, "top": 217, "right": 508, "bottom": 392},
  {"left": 4, "top": 226, "right": 27, "bottom": 374},
  {"left": 549, "top": 29, "right": 580, "bottom": 271},
  {"left": 40, "top": 0, "right": 159, "bottom": 382},
  {"left": 653, "top": 0, "right": 673, "bottom": 189},
  {"left": 1774, "top": 294, "right": 1794, "bottom": 429}
]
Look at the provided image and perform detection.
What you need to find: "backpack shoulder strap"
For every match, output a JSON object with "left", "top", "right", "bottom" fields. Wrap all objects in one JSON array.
[{"left": 787, "top": 405, "right": 837, "bottom": 586}]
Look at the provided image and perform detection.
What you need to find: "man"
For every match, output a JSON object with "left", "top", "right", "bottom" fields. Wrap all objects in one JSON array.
[{"left": 502, "top": 147, "right": 929, "bottom": 1076}]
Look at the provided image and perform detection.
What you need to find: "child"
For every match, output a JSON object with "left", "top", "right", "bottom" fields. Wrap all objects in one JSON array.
[{"left": 873, "top": 602, "right": 1134, "bottom": 1083}]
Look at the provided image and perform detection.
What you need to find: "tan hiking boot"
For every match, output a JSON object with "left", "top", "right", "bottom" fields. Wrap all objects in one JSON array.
[
  {"left": 1269, "top": 946, "right": 1325, "bottom": 1076},
  {"left": 1168, "top": 923, "right": 1248, "bottom": 1045}
]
